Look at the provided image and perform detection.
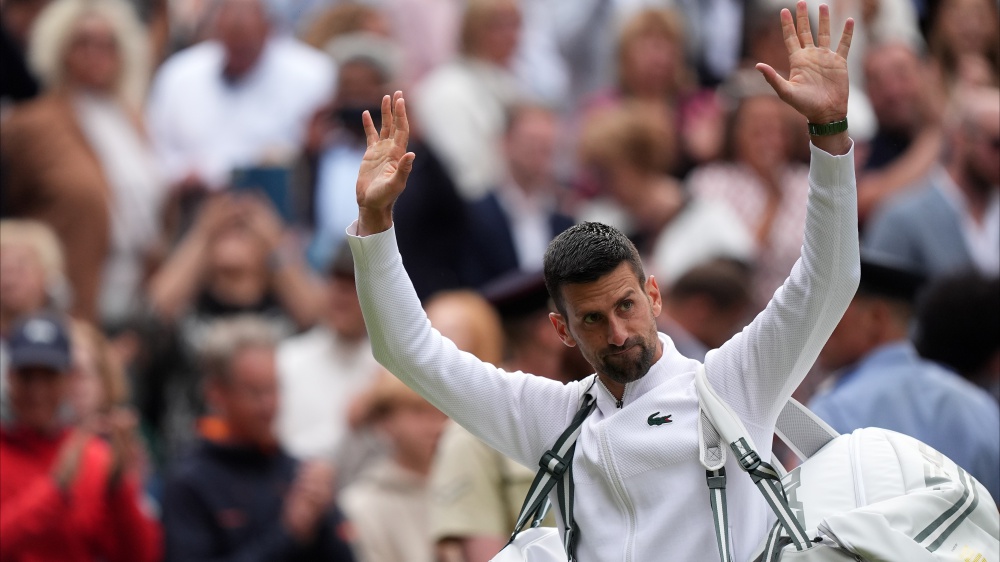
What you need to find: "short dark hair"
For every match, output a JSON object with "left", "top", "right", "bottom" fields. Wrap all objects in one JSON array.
[
  {"left": 915, "top": 272, "right": 1000, "bottom": 378},
  {"left": 543, "top": 222, "right": 645, "bottom": 315},
  {"left": 667, "top": 259, "right": 752, "bottom": 311}
]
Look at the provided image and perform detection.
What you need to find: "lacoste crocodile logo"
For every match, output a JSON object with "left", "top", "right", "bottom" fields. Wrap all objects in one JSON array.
[{"left": 647, "top": 412, "right": 672, "bottom": 426}]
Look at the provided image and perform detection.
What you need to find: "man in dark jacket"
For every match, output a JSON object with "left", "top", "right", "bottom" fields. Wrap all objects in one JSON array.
[{"left": 162, "top": 317, "right": 357, "bottom": 562}]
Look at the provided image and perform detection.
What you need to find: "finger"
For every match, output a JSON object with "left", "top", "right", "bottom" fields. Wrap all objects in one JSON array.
[
  {"left": 392, "top": 152, "right": 416, "bottom": 185},
  {"left": 836, "top": 17, "right": 855, "bottom": 60},
  {"left": 378, "top": 94, "right": 391, "bottom": 140},
  {"left": 779, "top": 8, "right": 801, "bottom": 54},
  {"left": 796, "top": 1, "right": 814, "bottom": 47},
  {"left": 817, "top": 4, "right": 831, "bottom": 49},
  {"left": 756, "top": 63, "right": 792, "bottom": 102},
  {"left": 393, "top": 96, "right": 409, "bottom": 150},
  {"left": 362, "top": 110, "right": 378, "bottom": 146}
]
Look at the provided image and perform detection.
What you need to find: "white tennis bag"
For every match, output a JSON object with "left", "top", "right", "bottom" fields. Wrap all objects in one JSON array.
[{"left": 695, "top": 365, "right": 1000, "bottom": 562}]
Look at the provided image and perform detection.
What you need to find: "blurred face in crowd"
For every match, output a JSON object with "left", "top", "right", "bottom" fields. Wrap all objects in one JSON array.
[
  {"left": 504, "top": 107, "right": 557, "bottom": 193},
  {"left": 207, "top": 225, "right": 268, "bottom": 307},
  {"left": 961, "top": 103, "right": 1000, "bottom": 191},
  {"left": 334, "top": 60, "right": 388, "bottom": 140},
  {"left": 216, "top": 0, "right": 269, "bottom": 80},
  {"left": 326, "top": 275, "right": 366, "bottom": 342},
  {"left": 377, "top": 398, "right": 447, "bottom": 472},
  {"left": 209, "top": 346, "right": 279, "bottom": 446},
  {"left": 732, "top": 96, "right": 790, "bottom": 170},
  {"left": 863, "top": 44, "right": 924, "bottom": 135},
  {"left": 467, "top": 1, "right": 521, "bottom": 65},
  {"left": 0, "top": 243, "right": 49, "bottom": 323},
  {"left": 8, "top": 366, "right": 69, "bottom": 433},
  {"left": 621, "top": 32, "right": 680, "bottom": 99},
  {"left": 551, "top": 263, "right": 663, "bottom": 387},
  {"left": 934, "top": 0, "right": 998, "bottom": 58},
  {"left": 63, "top": 13, "right": 120, "bottom": 93},
  {"left": 818, "top": 296, "right": 880, "bottom": 372}
]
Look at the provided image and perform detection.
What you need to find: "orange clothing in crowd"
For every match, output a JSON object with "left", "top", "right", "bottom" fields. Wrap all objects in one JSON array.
[{"left": 0, "top": 427, "right": 162, "bottom": 562}]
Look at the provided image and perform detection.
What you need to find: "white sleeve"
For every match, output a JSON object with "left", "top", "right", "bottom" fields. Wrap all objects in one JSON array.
[
  {"left": 347, "top": 224, "right": 585, "bottom": 468},
  {"left": 705, "top": 142, "right": 861, "bottom": 431}
]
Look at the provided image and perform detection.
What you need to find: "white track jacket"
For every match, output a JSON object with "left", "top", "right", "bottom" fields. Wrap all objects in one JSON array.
[{"left": 347, "top": 143, "right": 860, "bottom": 561}]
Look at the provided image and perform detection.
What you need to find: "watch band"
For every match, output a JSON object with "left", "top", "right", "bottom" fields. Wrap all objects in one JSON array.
[{"left": 807, "top": 118, "right": 848, "bottom": 136}]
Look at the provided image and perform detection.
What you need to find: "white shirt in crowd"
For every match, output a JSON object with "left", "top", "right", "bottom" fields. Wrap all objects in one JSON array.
[
  {"left": 275, "top": 326, "right": 379, "bottom": 461},
  {"left": 146, "top": 36, "right": 334, "bottom": 189},
  {"left": 74, "top": 93, "right": 166, "bottom": 325},
  {"left": 347, "top": 143, "right": 859, "bottom": 561}
]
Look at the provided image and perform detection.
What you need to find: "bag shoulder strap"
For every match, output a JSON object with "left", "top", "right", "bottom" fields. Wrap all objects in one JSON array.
[
  {"left": 504, "top": 382, "right": 597, "bottom": 561},
  {"left": 695, "top": 365, "right": 816, "bottom": 559}
]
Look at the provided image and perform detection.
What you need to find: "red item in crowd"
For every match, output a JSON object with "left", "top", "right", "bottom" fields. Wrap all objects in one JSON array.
[{"left": 0, "top": 427, "right": 162, "bottom": 562}]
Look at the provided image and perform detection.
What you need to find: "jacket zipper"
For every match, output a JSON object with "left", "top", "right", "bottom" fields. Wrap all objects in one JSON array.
[
  {"left": 599, "top": 424, "right": 637, "bottom": 561},
  {"left": 598, "top": 378, "right": 627, "bottom": 408}
]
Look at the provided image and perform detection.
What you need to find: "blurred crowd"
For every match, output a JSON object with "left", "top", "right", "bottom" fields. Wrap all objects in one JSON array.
[{"left": 0, "top": 0, "right": 997, "bottom": 559}]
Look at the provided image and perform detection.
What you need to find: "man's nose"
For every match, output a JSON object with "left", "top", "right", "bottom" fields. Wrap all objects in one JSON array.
[{"left": 607, "top": 316, "right": 628, "bottom": 347}]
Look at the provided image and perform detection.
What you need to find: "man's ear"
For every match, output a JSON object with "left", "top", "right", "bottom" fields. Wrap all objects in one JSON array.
[
  {"left": 549, "top": 312, "right": 577, "bottom": 347},
  {"left": 646, "top": 275, "right": 663, "bottom": 317}
]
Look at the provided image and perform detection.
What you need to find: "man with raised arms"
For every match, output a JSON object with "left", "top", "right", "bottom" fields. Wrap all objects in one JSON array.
[{"left": 347, "top": 3, "right": 859, "bottom": 560}]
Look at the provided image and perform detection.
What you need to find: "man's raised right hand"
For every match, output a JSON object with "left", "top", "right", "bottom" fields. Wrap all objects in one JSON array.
[{"left": 356, "top": 91, "right": 415, "bottom": 236}]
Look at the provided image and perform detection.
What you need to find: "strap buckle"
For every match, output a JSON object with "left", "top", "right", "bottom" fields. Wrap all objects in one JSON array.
[
  {"left": 540, "top": 450, "right": 569, "bottom": 478},
  {"left": 734, "top": 446, "right": 761, "bottom": 472}
]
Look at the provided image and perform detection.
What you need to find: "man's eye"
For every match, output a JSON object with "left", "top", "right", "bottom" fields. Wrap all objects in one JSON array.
[
  {"left": 620, "top": 300, "right": 634, "bottom": 311},
  {"left": 583, "top": 313, "right": 600, "bottom": 324}
]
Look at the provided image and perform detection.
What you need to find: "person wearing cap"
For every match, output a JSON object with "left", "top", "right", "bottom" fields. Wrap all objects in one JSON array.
[
  {"left": 810, "top": 254, "right": 1000, "bottom": 502},
  {"left": 0, "top": 313, "right": 161, "bottom": 562}
]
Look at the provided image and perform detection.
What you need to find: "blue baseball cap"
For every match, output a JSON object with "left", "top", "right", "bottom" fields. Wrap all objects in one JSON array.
[{"left": 7, "top": 314, "right": 72, "bottom": 372}]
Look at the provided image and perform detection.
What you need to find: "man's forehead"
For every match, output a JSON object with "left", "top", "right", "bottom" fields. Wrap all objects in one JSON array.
[{"left": 561, "top": 264, "right": 643, "bottom": 311}]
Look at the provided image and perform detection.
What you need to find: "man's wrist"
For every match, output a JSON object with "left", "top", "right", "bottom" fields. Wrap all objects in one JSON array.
[
  {"left": 357, "top": 207, "right": 394, "bottom": 237},
  {"left": 810, "top": 131, "right": 852, "bottom": 156}
]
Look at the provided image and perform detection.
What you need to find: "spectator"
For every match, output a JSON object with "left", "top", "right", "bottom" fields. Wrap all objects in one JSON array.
[
  {"left": 2, "top": 0, "right": 165, "bottom": 325},
  {"left": 810, "top": 255, "right": 1000, "bottom": 503},
  {"left": 275, "top": 241, "right": 378, "bottom": 463},
  {"left": 915, "top": 272, "right": 1000, "bottom": 401},
  {"left": 0, "top": 220, "right": 68, "bottom": 338},
  {"left": 864, "top": 87, "right": 1000, "bottom": 279},
  {"left": 577, "top": 101, "right": 753, "bottom": 288},
  {"left": 687, "top": 92, "right": 811, "bottom": 310},
  {"left": 340, "top": 370, "right": 448, "bottom": 562},
  {"left": 584, "top": 7, "right": 722, "bottom": 170},
  {"left": 162, "top": 316, "right": 357, "bottom": 562},
  {"left": 429, "top": 273, "right": 567, "bottom": 562},
  {"left": 462, "top": 104, "right": 574, "bottom": 288},
  {"left": 140, "top": 193, "right": 322, "bottom": 459},
  {"left": 305, "top": 32, "right": 399, "bottom": 269},
  {"left": 299, "top": 2, "right": 391, "bottom": 51},
  {"left": 0, "top": 220, "right": 69, "bottom": 417},
  {"left": 926, "top": 0, "right": 999, "bottom": 90},
  {"left": 146, "top": 0, "right": 334, "bottom": 191},
  {"left": 0, "top": 313, "right": 161, "bottom": 562},
  {"left": 381, "top": 0, "right": 458, "bottom": 90},
  {"left": 855, "top": 41, "right": 945, "bottom": 221},
  {"left": 411, "top": 0, "right": 524, "bottom": 202},
  {"left": 657, "top": 259, "right": 752, "bottom": 362}
]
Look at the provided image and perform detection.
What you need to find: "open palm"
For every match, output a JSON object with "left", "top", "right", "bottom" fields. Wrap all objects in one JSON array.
[
  {"left": 757, "top": 2, "right": 854, "bottom": 125},
  {"left": 356, "top": 91, "right": 415, "bottom": 234}
]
